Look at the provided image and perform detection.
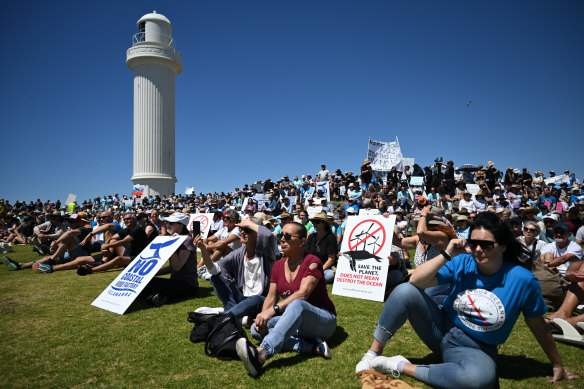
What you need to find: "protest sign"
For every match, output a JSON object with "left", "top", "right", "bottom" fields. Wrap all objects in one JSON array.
[
  {"left": 402, "top": 158, "right": 415, "bottom": 170},
  {"left": 92, "top": 235, "right": 186, "bottom": 315},
  {"left": 316, "top": 181, "right": 331, "bottom": 201},
  {"left": 188, "top": 213, "right": 214, "bottom": 238},
  {"left": 65, "top": 193, "right": 77, "bottom": 206},
  {"left": 332, "top": 215, "right": 395, "bottom": 302},
  {"left": 253, "top": 193, "right": 270, "bottom": 211},
  {"left": 185, "top": 186, "right": 195, "bottom": 195},
  {"left": 466, "top": 184, "right": 480, "bottom": 200},
  {"left": 359, "top": 208, "right": 381, "bottom": 216},
  {"left": 306, "top": 206, "right": 323, "bottom": 218},
  {"left": 544, "top": 174, "right": 570, "bottom": 186},
  {"left": 367, "top": 138, "right": 403, "bottom": 172},
  {"left": 410, "top": 176, "right": 424, "bottom": 186}
]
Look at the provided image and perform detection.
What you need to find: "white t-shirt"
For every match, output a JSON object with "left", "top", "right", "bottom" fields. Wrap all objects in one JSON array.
[
  {"left": 540, "top": 240, "right": 583, "bottom": 276},
  {"left": 576, "top": 226, "right": 584, "bottom": 242},
  {"left": 214, "top": 226, "right": 242, "bottom": 250},
  {"left": 458, "top": 199, "right": 476, "bottom": 212},
  {"left": 242, "top": 256, "right": 263, "bottom": 297}
]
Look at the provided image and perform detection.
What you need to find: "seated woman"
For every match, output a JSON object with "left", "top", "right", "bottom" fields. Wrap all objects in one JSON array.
[
  {"left": 356, "top": 212, "right": 578, "bottom": 388},
  {"left": 235, "top": 222, "right": 337, "bottom": 377},
  {"left": 305, "top": 212, "right": 338, "bottom": 283},
  {"left": 140, "top": 212, "right": 199, "bottom": 306}
]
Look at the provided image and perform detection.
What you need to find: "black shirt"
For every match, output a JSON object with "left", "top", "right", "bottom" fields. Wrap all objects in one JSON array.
[
  {"left": 305, "top": 231, "right": 338, "bottom": 266},
  {"left": 118, "top": 226, "right": 148, "bottom": 257}
]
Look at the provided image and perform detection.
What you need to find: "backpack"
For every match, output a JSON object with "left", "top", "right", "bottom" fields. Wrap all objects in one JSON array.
[
  {"left": 187, "top": 311, "right": 220, "bottom": 343},
  {"left": 204, "top": 312, "right": 248, "bottom": 361}
]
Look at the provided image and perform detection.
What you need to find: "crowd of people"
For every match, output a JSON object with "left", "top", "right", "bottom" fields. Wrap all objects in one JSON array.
[{"left": 1, "top": 158, "right": 583, "bottom": 386}]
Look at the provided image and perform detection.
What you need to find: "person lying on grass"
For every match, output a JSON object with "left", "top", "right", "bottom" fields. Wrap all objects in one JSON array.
[
  {"left": 235, "top": 221, "right": 336, "bottom": 378},
  {"left": 356, "top": 212, "right": 579, "bottom": 388}
]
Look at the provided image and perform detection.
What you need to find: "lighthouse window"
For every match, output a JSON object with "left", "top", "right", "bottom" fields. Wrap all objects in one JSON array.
[{"left": 138, "top": 22, "right": 145, "bottom": 41}]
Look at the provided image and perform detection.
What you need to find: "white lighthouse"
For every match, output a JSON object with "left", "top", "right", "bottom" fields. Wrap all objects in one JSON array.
[{"left": 126, "top": 11, "right": 182, "bottom": 197}]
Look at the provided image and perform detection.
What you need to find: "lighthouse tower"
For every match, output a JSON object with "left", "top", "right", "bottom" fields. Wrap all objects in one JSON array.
[{"left": 126, "top": 11, "right": 182, "bottom": 197}]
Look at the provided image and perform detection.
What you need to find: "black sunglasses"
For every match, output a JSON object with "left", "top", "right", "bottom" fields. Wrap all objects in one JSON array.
[
  {"left": 467, "top": 239, "right": 496, "bottom": 252},
  {"left": 282, "top": 233, "right": 300, "bottom": 241},
  {"left": 523, "top": 227, "right": 538, "bottom": 233}
]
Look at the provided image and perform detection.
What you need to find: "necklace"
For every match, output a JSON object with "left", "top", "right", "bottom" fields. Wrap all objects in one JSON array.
[{"left": 288, "top": 257, "right": 303, "bottom": 270}]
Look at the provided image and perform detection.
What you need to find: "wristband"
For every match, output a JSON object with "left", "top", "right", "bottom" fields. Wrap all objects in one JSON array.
[{"left": 440, "top": 249, "right": 452, "bottom": 261}]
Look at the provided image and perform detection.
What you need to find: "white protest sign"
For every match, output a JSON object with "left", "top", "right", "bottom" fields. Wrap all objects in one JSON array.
[
  {"left": 466, "top": 183, "right": 480, "bottom": 200},
  {"left": 410, "top": 176, "right": 424, "bottom": 186},
  {"left": 185, "top": 186, "right": 195, "bottom": 195},
  {"left": 402, "top": 158, "right": 415, "bottom": 171},
  {"left": 359, "top": 208, "right": 381, "bottom": 216},
  {"left": 368, "top": 138, "right": 403, "bottom": 172},
  {"left": 332, "top": 215, "right": 395, "bottom": 302},
  {"left": 92, "top": 235, "right": 187, "bottom": 315},
  {"left": 306, "top": 206, "right": 323, "bottom": 218},
  {"left": 65, "top": 193, "right": 77, "bottom": 205},
  {"left": 544, "top": 174, "right": 569, "bottom": 186},
  {"left": 316, "top": 181, "right": 331, "bottom": 202},
  {"left": 188, "top": 213, "right": 214, "bottom": 239},
  {"left": 253, "top": 193, "right": 270, "bottom": 211}
]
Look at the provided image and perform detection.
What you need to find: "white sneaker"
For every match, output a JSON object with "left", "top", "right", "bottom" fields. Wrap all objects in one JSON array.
[
  {"left": 356, "top": 353, "right": 376, "bottom": 374},
  {"left": 194, "top": 306, "right": 224, "bottom": 315},
  {"left": 241, "top": 316, "right": 251, "bottom": 328},
  {"left": 371, "top": 355, "right": 410, "bottom": 378},
  {"left": 202, "top": 272, "right": 212, "bottom": 281}
]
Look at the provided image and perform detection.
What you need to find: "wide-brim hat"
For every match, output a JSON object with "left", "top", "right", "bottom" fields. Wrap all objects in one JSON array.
[
  {"left": 363, "top": 158, "right": 371, "bottom": 165},
  {"left": 279, "top": 212, "right": 292, "bottom": 220},
  {"left": 310, "top": 212, "right": 333, "bottom": 225}
]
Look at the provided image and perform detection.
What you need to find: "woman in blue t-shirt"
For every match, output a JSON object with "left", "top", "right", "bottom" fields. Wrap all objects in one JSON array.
[{"left": 356, "top": 212, "right": 578, "bottom": 388}]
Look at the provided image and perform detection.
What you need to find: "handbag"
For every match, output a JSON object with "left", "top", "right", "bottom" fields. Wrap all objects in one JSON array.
[
  {"left": 358, "top": 369, "right": 420, "bottom": 388},
  {"left": 204, "top": 312, "right": 248, "bottom": 361}
]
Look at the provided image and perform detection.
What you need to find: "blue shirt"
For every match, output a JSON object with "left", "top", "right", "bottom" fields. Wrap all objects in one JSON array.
[{"left": 436, "top": 254, "right": 547, "bottom": 345}]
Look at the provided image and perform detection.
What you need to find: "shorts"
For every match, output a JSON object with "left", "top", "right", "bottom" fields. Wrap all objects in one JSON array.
[{"left": 56, "top": 246, "right": 89, "bottom": 265}]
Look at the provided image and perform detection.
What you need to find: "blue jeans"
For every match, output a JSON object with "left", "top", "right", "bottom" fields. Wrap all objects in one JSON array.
[
  {"left": 374, "top": 282, "right": 498, "bottom": 389},
  {"left": 251, "top": 299, "right": 337, "bottom": 359},
  {"left": 210, "top": 274, "right": 265, "bottom": 318}
]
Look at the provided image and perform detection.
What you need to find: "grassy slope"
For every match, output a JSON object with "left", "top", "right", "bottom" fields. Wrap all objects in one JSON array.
[{"left": 0, "top": 245, "right": 582, "bottom": 388}]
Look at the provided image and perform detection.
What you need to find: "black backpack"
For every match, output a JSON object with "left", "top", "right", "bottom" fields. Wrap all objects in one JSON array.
[{"left": 188, "top": 312, "right": 248, "bottom": 361}]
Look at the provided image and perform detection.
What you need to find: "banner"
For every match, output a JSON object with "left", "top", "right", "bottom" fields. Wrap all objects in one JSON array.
[
  {"left": 332, "top": 215, "right": 395, "bottom": 302},
  {"left": 92, "top": 235, "right": 186, "bottom": 315},
  {"left": 367, "top": 138, "right": 403, "bottom": 172},
  {"left": 316, "top": 181, "right": 331, "bottom": 202}
]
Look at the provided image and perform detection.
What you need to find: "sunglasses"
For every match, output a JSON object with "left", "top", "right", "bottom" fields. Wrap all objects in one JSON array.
[
  {"left": 312, "top": 220, "right": 322, "bottom": 225},
  {"left": 282, "top": 233, "right": 300, "bottom": 241},
  {"left": 123, "top": 218, "right": 134, "bottom": 222},
  {"left": 467, "top": 239, "right": 496, "bottom": 252},
  {"left": 553, "top": 230, "right": 568, "bottom": 236},
  {"left": 223, "top": 216, "right": 232, "bottom": 221},
  {"left": 523, "top": 227, "right": 538, "bottom": 233}
]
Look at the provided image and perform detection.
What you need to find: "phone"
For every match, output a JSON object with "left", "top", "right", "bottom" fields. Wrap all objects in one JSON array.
[{"left": 191, "top": 221, "right": 201, "bottom": 238}]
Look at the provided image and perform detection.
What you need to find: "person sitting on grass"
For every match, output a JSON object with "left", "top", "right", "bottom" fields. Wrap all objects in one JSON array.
[
  {"left": 31, "top": 212, "right": 67, "bottom": 255},
  {"left": 25, "top": 211, "right": 122, "bottom": 274},
  {"left": 10, "top": 212, "right": 93, "bottom": 273},
  {"left": 355, "top": 212, "right": 579, "bottom": 387},
  {"left": 235, "top": 222, "right": 337, "bottom": 378},
  {"left": 1, "top": 215, "right": 35, "bottom": 245},
  {"left": 194, "top": 217, "right": 277, "bottom": 324},
  {"left": 76, "top": 212, "right": 148, "bottom": 276},
  {"left": 140, "top": 212, "right": 199, "bottom": 307}
]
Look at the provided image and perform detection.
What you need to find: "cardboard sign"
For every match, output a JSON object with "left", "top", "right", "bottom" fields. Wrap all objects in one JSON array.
[
  {"left": 332, "top": 215, "right": 395, "bottom": 302},
  {"left": 316, "top": 181, "right": 331, "bottom": 201},
  {"left": 359, "top": 208, "right": 381, "bottom": 216},
  {"left": 92, "top": 236, "right": 187, "bottom": 314},
  {"left": 410, "top": 176, "right": 424, "bottom": 186},
  {"left": 65, "top": 193, "right": 77, "bottom": 206},
  {"left": 188, "top": 213, "right": 214, "bottom": 239},
  {"left": 466, "top": 184, "right": 480, "bottom": 200}
]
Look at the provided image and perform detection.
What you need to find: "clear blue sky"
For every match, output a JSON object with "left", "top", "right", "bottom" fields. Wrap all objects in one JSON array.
[{"left": 1, "top": 1, "right": 582, "bottom": 204}]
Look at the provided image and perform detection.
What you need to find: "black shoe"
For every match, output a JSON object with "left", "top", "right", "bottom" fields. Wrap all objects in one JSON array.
[
  {"left": 77, "top": 265, "right": 93, "bottom": 276},
  {"left": 147, "top": 294, "right": 168, "bottom": 307}
]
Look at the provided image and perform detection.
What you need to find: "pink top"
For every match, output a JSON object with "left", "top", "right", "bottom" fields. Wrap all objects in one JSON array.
[{"left": 271, "top": 253, "right": 336, "bottom": 315}]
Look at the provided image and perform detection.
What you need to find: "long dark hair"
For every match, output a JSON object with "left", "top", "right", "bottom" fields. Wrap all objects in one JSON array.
[{"left": 469, "top": 212, "right": 529, "bottom": 269}]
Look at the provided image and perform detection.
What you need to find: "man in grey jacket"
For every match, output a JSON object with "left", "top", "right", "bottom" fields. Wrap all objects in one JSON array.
[{"left": 195, "top": 217, "right": 278, "bottom": 321}]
